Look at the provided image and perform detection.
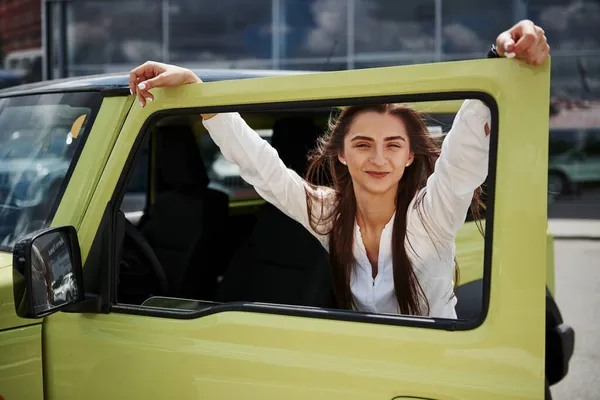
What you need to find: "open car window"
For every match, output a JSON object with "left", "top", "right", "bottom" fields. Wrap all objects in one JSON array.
[{"left": 117, "top": 98, "right": 488, "bottom": 326}]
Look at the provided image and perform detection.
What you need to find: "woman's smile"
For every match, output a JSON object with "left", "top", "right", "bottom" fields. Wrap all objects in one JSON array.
[{"left": 365, "top": 171, "right": 390, "bottom": 178}]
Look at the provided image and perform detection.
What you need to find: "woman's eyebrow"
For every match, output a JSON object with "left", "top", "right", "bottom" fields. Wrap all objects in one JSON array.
[
  {"left": 350, "top": 135, "right": 374, "bottom": 142},
  {"left": 349, "top": 135, "right": 406, "bottom": 142},
  {"left": 384, "top": 136, "right": 405, "bottom": 142}
]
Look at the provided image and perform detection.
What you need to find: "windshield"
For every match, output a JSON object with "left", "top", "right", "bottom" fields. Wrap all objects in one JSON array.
[{"left": 0, "top": 92, "right": 102, "bottom": 250}]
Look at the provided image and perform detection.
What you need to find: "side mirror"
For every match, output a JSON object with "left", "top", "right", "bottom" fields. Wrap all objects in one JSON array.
[{"left": 13, "top": 226, "right": 84, "bottom": 318}]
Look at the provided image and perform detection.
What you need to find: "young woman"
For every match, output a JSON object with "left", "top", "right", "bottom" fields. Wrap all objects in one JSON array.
[{"left": 129, "top": 20, "right": 549, "bottom": 318}]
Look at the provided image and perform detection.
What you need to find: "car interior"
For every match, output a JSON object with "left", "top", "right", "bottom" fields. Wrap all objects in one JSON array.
[{"left": 115, "top": 105, "right": 485, "bottom": 320}]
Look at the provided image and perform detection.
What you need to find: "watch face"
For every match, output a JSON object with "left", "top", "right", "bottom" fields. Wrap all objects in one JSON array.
[{"left": 488, "top": 44, "right": 500, "bottom": 58}]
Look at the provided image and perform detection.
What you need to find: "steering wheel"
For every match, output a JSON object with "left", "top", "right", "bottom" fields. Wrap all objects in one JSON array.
[{"left": 122, "top": 218, "right": 170, "bottom": 296}]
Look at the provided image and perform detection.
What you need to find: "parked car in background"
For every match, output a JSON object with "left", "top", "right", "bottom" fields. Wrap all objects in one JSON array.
[
  {"left": 0, "top": 69, "right": 22, "bottom": 89},
  {"left": 549, "top": 127, "right": 600, "bottom": 197},
  {"left": 51, "top": 272, "right": 77, "bottom": 303},
  {"left": 3, "top": 48, "right": 42, "bottom": 80}
]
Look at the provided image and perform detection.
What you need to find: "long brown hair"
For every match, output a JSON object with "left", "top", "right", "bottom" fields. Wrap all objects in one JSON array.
[{"left": 305, "top": 103, "right": 484, "bottom": 315}]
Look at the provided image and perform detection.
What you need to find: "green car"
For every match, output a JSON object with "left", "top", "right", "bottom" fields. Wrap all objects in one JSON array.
[{"left": 1, "top": 59, "right": 573, "bottom": 399}]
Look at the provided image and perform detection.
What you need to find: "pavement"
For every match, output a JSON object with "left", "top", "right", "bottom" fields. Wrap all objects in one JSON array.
[
  {"left": 546, "top": 192, "right": 599, "bottom": 398},
  {"left": 550, "top": 239, "right": 600, "bottom": 400},
  {"left": 548, "top": 188, "right": 600, "bottom": 239},
  {"left": 548, "top": 219, "right": 600, "bottom": 239}
]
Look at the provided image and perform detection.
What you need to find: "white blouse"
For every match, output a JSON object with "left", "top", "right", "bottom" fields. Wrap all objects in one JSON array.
[{"left": 203, "top": 99, "right": 491, "bottom": 319}]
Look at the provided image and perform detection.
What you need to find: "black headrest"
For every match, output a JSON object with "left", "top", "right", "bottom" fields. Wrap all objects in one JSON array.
[
  {"left": 252, "top": 203, "right": 328, "bottom": 268},
  {"left": 271, "top": 116, "right": 322, "bottom": 177},
  {"left": 155, "top": 125, "right": 209, "bottom": 194}
]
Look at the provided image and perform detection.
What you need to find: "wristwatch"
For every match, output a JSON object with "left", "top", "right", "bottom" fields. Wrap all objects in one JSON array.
[{"left": 487, "top": 44, "right": 501, "bottom": 59}]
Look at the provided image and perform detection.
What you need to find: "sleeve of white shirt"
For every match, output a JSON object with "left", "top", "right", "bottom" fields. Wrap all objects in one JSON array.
[
  {"left": 419, "top": 99, "right": 491, "bottom": 241},
  {"left": 202, "top": 112, "right": 330, "bottom": 247},
  {"left": 426, "top": 275, "right": 459, "bottom": 319}
]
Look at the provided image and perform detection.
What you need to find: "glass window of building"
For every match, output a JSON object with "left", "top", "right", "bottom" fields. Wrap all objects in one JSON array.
[{"left": 168, "top": 0, "right": 273, "bottom": 67}]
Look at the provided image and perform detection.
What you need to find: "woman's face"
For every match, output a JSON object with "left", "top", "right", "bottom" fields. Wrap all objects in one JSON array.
[{"left": 339, "top": 111, "right": 414, "bottom": 196}]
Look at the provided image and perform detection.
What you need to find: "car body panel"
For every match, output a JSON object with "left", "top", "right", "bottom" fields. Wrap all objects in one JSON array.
[
  {"left": 32, "top": 58, "right": 551, "bottom": 399},
  {"left": 0, "top": 324, "right": 44, "bottom": 399},
  {"left": 0, "top": 259, "right": 33, "bottom": 331},
  {"left": 45, "top": 309, "right": 538, "bottom": 400},
  {"left": 51, "top": 96, "right": 134, "bottom": 259}
]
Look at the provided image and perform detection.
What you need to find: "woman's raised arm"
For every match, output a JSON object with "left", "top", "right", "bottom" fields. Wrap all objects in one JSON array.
[
  {"left": 202, "top": 112, "right": 331, "bottom": 247},
  {"left": 129, "top": 62, "right": 331, "bottom": 246}
]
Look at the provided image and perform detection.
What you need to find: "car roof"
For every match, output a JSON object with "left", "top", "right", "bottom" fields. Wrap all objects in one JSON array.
[{"left": 0, "top": 68, "right": 315, "bottom": 98}]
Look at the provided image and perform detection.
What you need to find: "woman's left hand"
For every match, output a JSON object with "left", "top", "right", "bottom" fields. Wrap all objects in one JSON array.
[{"left": 496, "top": 20, "right": 550, "bottom": 66}]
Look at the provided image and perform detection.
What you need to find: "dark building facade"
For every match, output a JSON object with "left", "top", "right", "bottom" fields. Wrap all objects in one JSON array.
[
  {"left": 0, "top": 0, "right": 42, "bottom": 83},
  {"left": 37, "top": 0, "right": 599, "bottom": 102}
]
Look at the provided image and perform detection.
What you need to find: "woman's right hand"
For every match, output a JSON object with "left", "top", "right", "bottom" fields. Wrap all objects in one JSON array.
[{"left": 129, "top": 61, "right": 203, "bottom": 109}]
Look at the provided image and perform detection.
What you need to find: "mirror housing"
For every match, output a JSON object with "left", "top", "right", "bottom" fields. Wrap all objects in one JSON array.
[{"left": 13, "top": 226, "right": 84, "bottom": 318}]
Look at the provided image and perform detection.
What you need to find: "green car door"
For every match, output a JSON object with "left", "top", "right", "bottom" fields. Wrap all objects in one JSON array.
[{"left": 39, "top": 58, "right": 550, "bottom": 399}]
